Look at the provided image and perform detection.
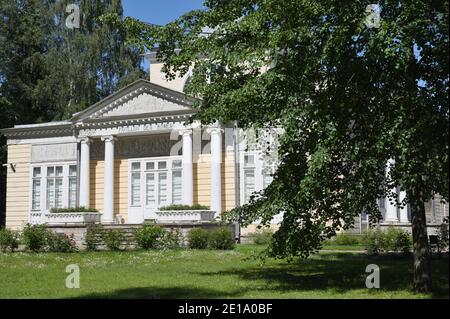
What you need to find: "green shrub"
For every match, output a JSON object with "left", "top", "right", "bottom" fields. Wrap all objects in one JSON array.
[
  {"left": 363, "top": 228, "right": 412, "bottom": 255},
  {"left": 187, "top": 228, "right": 210, "bottom": 249},
  {"left": 252, "top": 229, "right": 273, "bottom": 245},
  {"left": 0, "top": 228, "right": 20, "bottom": 253},
  {"left": 133, "top": 225, "right": 164, "bottom": 250},
  {"left": 84, "top": 225, "right": 102, "bottom": 251},
  {"left": 209, "top": 227, "right": 235, "bottom": 250},
  {"left": 393, "top": 230, "right": 412, "bottom": 254},
  {"left": 436, "top": 217, "right": 449, "bottom": 251},
  {"left": 159, "top": 204, "right": 210, "bottom": 211},
  {"left": 102, "top": 229, "right": 125, "bottom": 251},
  {"left": 159, "top": 228, "right": 183, "bottom": 249},
  {"left": 50, "top": 207, "right": 98, "bottom": 213},
  {"left": 332, "top": 233, "right": 363, "bottom": 245},
  {"left": 46, "top": 232, "right": 77, "bottom": 253},
  {"left": 381, "top": 227, "right": 412, "bottom": 253},
  {"left": 363, "top": 228, "right": 383, "bottom": 255},
  {"left": 22, "top": 224, "right": 49, "bottom": 252}
]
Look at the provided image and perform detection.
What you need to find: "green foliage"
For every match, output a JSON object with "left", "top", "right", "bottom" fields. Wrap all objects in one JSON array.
[
  {"left": 329, "top": 233, "right": 364, "bottom": 246},
  {"left": 252, "top": 229, "right": 273, "bottom": 245},
  {"left": 159, "top": 204, "right": 210, "bottom": 211},
  {"left": 101, "top": 229, "right": 125, "bottom": 251},
  {"left": 209, "top": 228, "right": 235, "bottom": 250},
  {"left": 46, "top": 232, "right": 77, "bottom": 253},
  {"left": 187, "top": 228, "right": 210, "bottom": 249},
  {"left": 436, "top": 217, "right": 449, "bottom": 251},
  {"left": 50, "top": 207, "right": 98, "bottom": 213},
  {"left": 0, "top": 228, "right": 19, "bottom": 253},
  {"left": 159, "top": 228, "right": 183, "bottom": 249},
  {"left": 0, "top": 0, "right": 146, "bottom": 225},
  {"left": 363, "top": 228, "right": 412, "bottom": 255},
  {"left": 22, "top": 224, "right": 49, "bottom": 252},
  {"left": 133, "top": 224, "right": 164, "bottom": 250},
  {"left": 116, "top": 2, "right": 449, "bottom": 292},
  {"left": 84, "top": 225, "right": 102, "bottom": 251}
]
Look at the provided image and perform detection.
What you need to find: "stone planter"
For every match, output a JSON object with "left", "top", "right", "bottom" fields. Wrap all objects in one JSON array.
[
  {"left": 155, "top": 210, "right": 215, "bottom": 223},
  {"left": 44, "top": 212, "right": 102, "bottom": 225}
]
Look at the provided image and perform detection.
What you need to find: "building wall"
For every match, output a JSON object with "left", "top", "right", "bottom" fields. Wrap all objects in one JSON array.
[
  {"left": 149, "top": 62, "right": 186, "bottom": 93},
  {"left": 90, "top": 158, "right": 129, "bottom": 223},
  {"left": 5, "top": 144, "right": 31, "bottom": 230},
  {"left": 192, "top": 152, "right": 236, "bottom": 212}
]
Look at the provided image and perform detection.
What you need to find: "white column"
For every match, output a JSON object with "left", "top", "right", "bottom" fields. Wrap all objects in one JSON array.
[
  {"left": 399, "top": 190, "right": 409, "bottom": 223},
  {"left": 78, "top": 137, "right": 91, "bottom": 208},
  {"left": 208, "top": 127, "right": 223, "bottom": 217},
  {"left": 384, "top": 159, "right": 399, "bottom": 223},
  {"left": 180, "top": 129, "right": 193, "bottom": 206},
  {"left": 101, "top": 135, "right": 116, "bottom": 223}
]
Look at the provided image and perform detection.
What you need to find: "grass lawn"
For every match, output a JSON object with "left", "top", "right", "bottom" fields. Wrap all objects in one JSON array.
[{"left": 0, "top": 245, "right": 448, "bottom": 299}]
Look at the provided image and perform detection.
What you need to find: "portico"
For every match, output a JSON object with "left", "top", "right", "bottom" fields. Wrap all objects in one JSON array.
[{"left": 70, "top": 80, "right": 225, "bottom": 224}]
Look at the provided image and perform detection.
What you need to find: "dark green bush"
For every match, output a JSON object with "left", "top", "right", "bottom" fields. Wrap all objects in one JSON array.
[
  {"left": 22, "top": 224, "right": 49, "bottom": 252},
  {"left": 159, "top": 204, "right": 210, "bottom": 211},
  {"left": 159, "top": 228, "right": 183, "bottom": 249},
  {"left": 101, "top": 229, "right": 125, "bottom": 251},
  {"left": 252, "top": 229, "right": 273, "bottom": 245},
  {"left": 50, "top": 207, "right": 98, "bottom": 213},
  {"left": 363, "top": 228, "right": 412, "bottom": 255},
  {"left": 46, "top": 232, "right": 77, "bottom": 253},
  {"left": 0, "top": 228, "right": 20, "bottom": 253},
  {"left": 209, "top": 227, "right": 235, "bottom": 250},
  {"left": 332, "top": 233, "right": 363, "bottom": 245},
  {"left": 436, "top": 217, "right": 449, "bottom": 251},
  {"left": 84, "top": 225, "right": 102, "bottom": 251},
  {"left": 133, "top": 224, "right": 164, "bottom": 249},
  {"left": 363, "top": 229, "right": 384, "bottom": 255},
  {"left": 381, "top": 227, "right": 412, "bottom": 253},
  {"left": 187, "top": 228, "right": 210, "bottom": 249}
]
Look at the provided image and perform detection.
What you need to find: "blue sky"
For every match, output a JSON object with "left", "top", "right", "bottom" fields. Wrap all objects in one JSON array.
[
  {"left": 122, "top": 1, "right": 205, "bottom": 70},
  {"left": 122, "top": 0, "right": 205, "bottom": 25}
]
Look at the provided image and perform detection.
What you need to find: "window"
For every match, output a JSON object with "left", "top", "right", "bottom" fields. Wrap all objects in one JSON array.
[
  {"left": 31, "top": 167, "right": 41, "bottom": 210},
  {"left": 378, "top": 197, "right": 386, "bottom": 209},
  {"left": 172, "top": 160, "right": 182, "bottom": 204},
  {"left": 31, "top": 163, "right": 77, "bottom": 212},
  {"left": 243, "top": 155, "right": 256, "bottom": 203},
  {"left": 131, "top": 162, "right": 141, "bottom": 206},
  {"left": 131, "top": 157, "right": 183, "bottom": 208},
  {"left": 46, "top": 166, "right": 63, "bottom": 209},
  {"left": 68, "top": 165, "right": 77, "bottom": 208}
]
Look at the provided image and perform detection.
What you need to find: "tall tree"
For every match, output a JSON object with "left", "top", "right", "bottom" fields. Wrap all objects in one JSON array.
[
  {"left": 0, "top": 0, "right": 57, "bottom": 226},
  {"left": 0, "top": 0, "right": 146, "bottom": 225},
  {"left": 113, "top": 0, "right": 449, "bottom": 292}
]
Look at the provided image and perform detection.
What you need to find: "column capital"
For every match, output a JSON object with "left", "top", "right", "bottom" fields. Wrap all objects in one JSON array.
[
  {"left": 101, "top": 135, "right": 117, "bottom": 143},
  {"left": 179, "top": 129, "right": 193, "bottom": 137},
  {"left": 207, "top": 127, "right": 224, "bottom": 135},
  {"left": 77, "top": 137, "right": 91, "bottom": 144}
]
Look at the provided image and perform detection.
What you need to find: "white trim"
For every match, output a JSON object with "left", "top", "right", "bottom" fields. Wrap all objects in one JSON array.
[
  {"left": 128, "top": 155, "right": 183, "bottom": 223},
  {"left": 7, "top": 136, "right": 77, "bottom": 145},
  {"left": 28, "top": 161, "right": 77, "bottom": 223}
]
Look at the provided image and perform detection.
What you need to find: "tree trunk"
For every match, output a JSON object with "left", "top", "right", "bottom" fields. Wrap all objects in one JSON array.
[{"left": 408, "top": 185, "right": 432, "bottom": 293}]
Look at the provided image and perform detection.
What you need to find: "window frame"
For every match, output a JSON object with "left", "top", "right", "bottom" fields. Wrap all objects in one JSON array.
[
  {"left": 29, "top": 162, "right": 77, "bottom": 213},
  {"left": 240, "top": 151, "right": 277, "bottom": 205},
  {"left": 128, "top": 156, "right": 183, "bottom": 209}
]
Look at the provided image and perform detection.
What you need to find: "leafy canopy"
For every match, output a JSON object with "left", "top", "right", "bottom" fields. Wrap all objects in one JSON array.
[{"left": 109, "top": 0, "right": 449, "bottom": 259}]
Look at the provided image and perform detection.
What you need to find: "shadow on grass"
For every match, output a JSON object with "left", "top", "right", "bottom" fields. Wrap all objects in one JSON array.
[{"left": 74, "top": 253, "right": 449, "bottom": 299}]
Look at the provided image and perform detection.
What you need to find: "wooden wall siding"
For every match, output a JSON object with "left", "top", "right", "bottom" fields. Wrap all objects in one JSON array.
[
  {"left": 89, "top": 159, "right": 129, "bottom": 222},
  {"left": 193, "top": 152, "right": 236, "bottom": 212},
  {"left": 6, "top": 144, "right": 31, "bottom": 230}
]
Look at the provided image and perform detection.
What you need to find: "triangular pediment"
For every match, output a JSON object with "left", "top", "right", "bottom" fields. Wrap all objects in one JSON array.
[{"left": 72, "top": 79, "right": 196, "bottom": 122}]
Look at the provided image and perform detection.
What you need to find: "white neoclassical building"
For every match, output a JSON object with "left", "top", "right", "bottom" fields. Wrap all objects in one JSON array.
[{"left": 1, "top": 54, "right": 447, "bottom": 236}]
